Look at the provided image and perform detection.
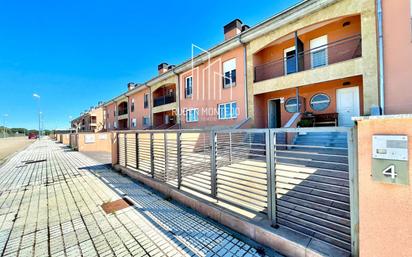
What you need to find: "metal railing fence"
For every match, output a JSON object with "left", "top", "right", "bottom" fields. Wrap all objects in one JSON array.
[
  {"left": 116, "top": 127, "right": 358, "bottom": 255},
  {"left": 254, "top": 34, "right": 362, "bottom": 82}
]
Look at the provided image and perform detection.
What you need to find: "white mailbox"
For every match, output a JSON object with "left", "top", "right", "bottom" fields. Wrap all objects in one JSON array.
[
  {"left": 84, "top": 134, "right": 96, "bottom": 144},
  {"left": 372, "top": 135, "right": 408, "bottom": 161},
  {"left": 372, "top": 135, "right": 409, "bottom": 185}
]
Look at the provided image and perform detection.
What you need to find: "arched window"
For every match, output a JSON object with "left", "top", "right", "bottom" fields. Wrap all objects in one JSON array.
[{"left": 310, "top": 93, "right": 330, "bottom": 111}]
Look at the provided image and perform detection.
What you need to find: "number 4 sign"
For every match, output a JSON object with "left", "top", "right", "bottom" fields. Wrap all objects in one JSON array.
[{"left": 382, "top": 165, "right": 397, "bottom": 179}]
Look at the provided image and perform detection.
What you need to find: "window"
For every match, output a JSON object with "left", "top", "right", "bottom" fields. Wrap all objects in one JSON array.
[
  {"left": 144, "top": 94, "right": 149, "bottom": 109},
  {"left": 108, "top": 123, "right": 111, "bottom": 129},
  {"left": 223, "top": 59, "right": 236, "bottom": 88},
  {"left": 310, "top": 93, "right": 330, "bottom": 111},
  {"left": 143, "top": 116, "right": 150, "bottom": 126},
  {"left": 284, "top": 46, "right": 297, "bottom": 75},
  {"left": 131, "top": 99, "right": 135, "bottom": 112},
  {"left": 185, "top": 108, "right": 199, "bottom": 122},
  {"left": 185, "top": 76, "right": 193, "bottom": 98},
  {"left": 113, "top": 121, "right": 117, "bottom": 129},
  {"left": 284, "top": 97, "right": 303, "bottom": 113},
  {"left": 218, "top": 102, "right": 237, "bottom": 120},
  {"left": 131, "top": 118, "right": 137, "bottom": 128},
  {"left": 310, "top": 35, "right": 328, "bottom": 68}
]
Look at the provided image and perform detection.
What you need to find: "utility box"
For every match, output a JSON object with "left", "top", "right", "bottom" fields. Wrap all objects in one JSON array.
[{"left": 372, "top": 135, "right": 409, "bottom": 185}]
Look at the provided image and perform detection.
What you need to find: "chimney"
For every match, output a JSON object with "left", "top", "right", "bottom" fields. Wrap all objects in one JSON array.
[
  {"left": 224, "top": 19, "right": 243, "bottom": 40},
  {"left": 158, "top": 63, "right": 169, "bottom": 75},
  {"left": 127, "top": 82, "right": 136, "bottom": 91}
]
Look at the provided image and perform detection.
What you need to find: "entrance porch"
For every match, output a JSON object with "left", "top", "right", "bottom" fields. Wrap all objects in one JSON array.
[{"left": 254, "top": 76, "right": 363, "bottom": 128}]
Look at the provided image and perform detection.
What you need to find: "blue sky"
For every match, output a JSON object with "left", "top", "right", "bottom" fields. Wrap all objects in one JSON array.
[{"left": 0, "top": 0, "right": 300, "bottom": 130}]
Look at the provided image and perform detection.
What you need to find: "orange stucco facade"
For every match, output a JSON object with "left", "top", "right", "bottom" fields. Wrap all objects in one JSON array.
[
  {"left": 179, "top": 46, "right": 247, "bottom": 128},
  {"left": 254, "top": 76, "right": 364, "bottom": 128},
  {"left": 254, "top": 15, "right": 361, "bottom": 67},
  {"left": 71, "top": 105, "right": 105, "bottom": 133},
  {"left": 106, "top": 102, "right": 117, "bottom": 130},
  {"left": 128, "top": 88, "right": 151, "bottom": 129},
  {"left": 357, "top": 116, "right": 412, "bottom": 257},
  {"left": 382, "top": 0, "right": 412, "bottom": 114}
]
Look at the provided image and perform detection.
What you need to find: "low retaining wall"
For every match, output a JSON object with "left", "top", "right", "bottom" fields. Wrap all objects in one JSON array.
[
  {"left": 114, "top": 164, "right": 328, "bottom": 257},
  {"left": 356, "top": 115, "right": 412, "bottom": 257},
  {"left": 62, "top": 134, "right": 70, "bottom": 145},
  {"left": 77, "top": 132, "right": 112, "bottom": 153}
]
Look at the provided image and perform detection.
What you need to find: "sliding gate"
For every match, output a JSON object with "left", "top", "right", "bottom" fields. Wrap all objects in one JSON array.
[{"left": 116, "top": 127, "right": 358, "bottom": 255}]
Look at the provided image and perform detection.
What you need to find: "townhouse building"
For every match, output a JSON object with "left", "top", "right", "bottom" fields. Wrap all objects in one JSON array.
[
  {"left": 101, "top": 0, "right": 380, "bottom": 132},
  {"left": 104, "top": 83, "right": 151, "bottom": 131},
  {"left": 248, "top": 0, "right": 378, "bottom": 128},
  {"left": 71, "top": 104, "right": 105, "bottom": 132}
]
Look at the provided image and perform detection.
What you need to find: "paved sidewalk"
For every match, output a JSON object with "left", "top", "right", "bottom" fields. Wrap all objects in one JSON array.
[{"left": 0, "top": 140, "right": 282, "bottom": 257}]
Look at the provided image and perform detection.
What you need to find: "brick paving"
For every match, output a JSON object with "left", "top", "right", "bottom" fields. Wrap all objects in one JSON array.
[{"left": 0, "top": 140, "right": 282, "bottom": 257}]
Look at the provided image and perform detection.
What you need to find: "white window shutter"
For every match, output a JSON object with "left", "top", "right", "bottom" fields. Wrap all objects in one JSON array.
[{"left": 223, "top": 58, "right": 236, "bottom": 73}]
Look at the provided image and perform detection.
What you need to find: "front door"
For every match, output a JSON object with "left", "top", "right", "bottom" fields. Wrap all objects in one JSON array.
[
  {"left": 268, "top": 99, "right": 281, "bottom": 128},
  {"left": 336, "top": 87, "right": 360, "bottom": 127}
]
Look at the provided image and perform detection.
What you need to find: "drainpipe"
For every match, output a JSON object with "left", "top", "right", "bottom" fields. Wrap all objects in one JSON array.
[
  {"left": 126, "top": 95, "right": 131, "bottom": 129},
  {"left": 377, "top": 0, "right": 385, "bottom": 114},
  {"left": 294, "top": 31, "right": 300, "bottom": 113},
  {"left": 172, "top": 69, "right": 181, "bottom": 128},
  {"left": 238, "top": 35, "right": 249, "bottom": 123},
  {"left": 148, "top": 84, "right": 152, "bottom": 128}
]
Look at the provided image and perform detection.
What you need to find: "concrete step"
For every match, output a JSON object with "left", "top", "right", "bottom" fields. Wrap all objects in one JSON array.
[
  {"left": 274, "top": 130, "right": 352, "bottom": 252},
  {"left": 276, "top": 157, "right": 349, "bottom": 172},
  {"left": 276, "top": 151, "right": 348, "bottom": 163}
]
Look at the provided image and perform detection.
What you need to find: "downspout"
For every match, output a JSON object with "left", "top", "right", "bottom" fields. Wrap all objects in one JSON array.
[
  {"left": 238, "top": 35, "right": 249, "bottom": 124},
  {"left": 294, "top": 31, "right": 300, "bottom": 113},
  {"left": 126, "top": 95, "right": 130, "bottom": 129},
  {"left": 146, "top": 84, "right": 152, "bottom": 128},
  {"left": 377, "top": 0, "right": 385, "bottom": 114},
  {"left": 172, "top": 69, "right": 181, "bottom": 128}
]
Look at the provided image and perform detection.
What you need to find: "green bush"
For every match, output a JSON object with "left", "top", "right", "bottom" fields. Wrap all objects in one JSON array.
[{"left": 297, "top": 119, "right": 314, "bottom": 127}]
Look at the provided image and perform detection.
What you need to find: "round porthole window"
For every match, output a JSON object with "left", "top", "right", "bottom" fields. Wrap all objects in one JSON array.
[
  {"left": 284, "top": 97, "right": 302, "bottom": 113},
  {"left": 310, "top": 93, "right": 330, "bottom": 111}
]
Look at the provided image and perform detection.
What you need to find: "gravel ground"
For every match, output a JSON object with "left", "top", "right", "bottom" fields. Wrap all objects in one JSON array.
[{"left": 0, "top": 137, "right": 34, "bottom": 166}]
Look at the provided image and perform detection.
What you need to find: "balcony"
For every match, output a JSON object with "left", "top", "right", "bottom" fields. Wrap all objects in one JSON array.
[
  {"left": 254, "top": 34, "right": 362, "bottom": 83},
  {"left": 118, "top": 108, "right": 128, "bottom": 116},
  {"left": 153, "top": 92, "right": 176, "bottom": 107}
]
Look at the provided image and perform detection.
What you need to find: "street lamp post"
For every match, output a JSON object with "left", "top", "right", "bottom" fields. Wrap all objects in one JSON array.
[
  {"left": 33, "top": 93, "right": 41, "bottom": 139},
  {"left": 2, "top": 114, "right": 8, "bottom": 138}
]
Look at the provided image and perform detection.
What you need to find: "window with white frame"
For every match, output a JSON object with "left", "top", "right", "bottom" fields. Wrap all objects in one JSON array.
[
  {"left": 144, "top": 94, "right": 149, "bottom": 108},
  {"left": 218, "top": 102, "right": 237, "bottom": 120},
  {"left": 143, "top": 116, "right": 149, "bottom": 126},
  {"left": 410, "top": 0, "right": 412, "bottom": 37},
  {"left": 132, "top": 118, "right": 137, "bottom": 128},
  {"left": 310, "top": 35, "right": 328, "bottom": 68},
  {"left": 113, "top": 121, "right": 117, "bottom": 129},
  {"left": 185, "top": 108, "right": 199, "bottom": 122},
  {"left": 185, "top": 76, "right": 193, "bottom": 98},
  {"left": 131, "top": 99, "right": 135, "bottom": 112},
  {"left": 223, "top": 58, "right": 236, "bottom": 88}
]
